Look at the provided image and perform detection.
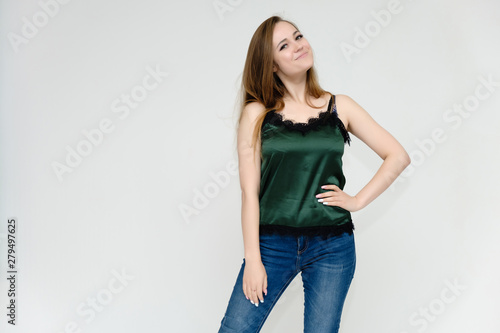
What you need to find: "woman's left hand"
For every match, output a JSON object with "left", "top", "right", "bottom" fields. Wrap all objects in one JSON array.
[{"left": 315, "top": 184, "right": 362, "bottom": 212}]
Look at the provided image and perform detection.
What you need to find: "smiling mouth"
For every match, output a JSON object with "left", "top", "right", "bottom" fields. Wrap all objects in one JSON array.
[{"left": 295, "top": 52, "right": 308, "bottom": 60}]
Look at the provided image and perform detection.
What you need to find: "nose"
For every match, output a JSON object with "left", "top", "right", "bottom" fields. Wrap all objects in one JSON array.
[{"left": 294, "top": 42, "right": 303, "bottom": 53}]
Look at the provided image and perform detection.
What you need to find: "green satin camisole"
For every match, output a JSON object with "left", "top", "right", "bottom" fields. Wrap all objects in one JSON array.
[{"left": 259, "top": 94, "right": 354, "bottom": 238}]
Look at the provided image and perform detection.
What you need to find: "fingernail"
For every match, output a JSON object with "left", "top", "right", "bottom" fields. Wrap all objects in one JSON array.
[
  {"left": 260, "top": 299, "right": 264, "bottom": 303},
  {"left": 323, "top": 202, "right": 328, "bottom": 205},
  {"left": 250, "top": 300, "right": 254, "bottom": 304},
  {"left": 318, "top": 199, "right": 323, "bottom": 202},
  {"left": 321, "top": 185, "right": 326, "bottom": 189},
  {"left": 255, "top": 303, "right": 259, "bottom": 307}
]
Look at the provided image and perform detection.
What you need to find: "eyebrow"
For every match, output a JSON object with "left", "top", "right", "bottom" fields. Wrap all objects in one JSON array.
[{"left": 276, "top": 30, "right": 300, "bottom": 49}]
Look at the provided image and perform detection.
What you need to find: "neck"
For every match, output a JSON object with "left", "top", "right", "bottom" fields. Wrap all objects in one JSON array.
[{"left": 277, "top": 72, "right": 308, "bottom": 104}]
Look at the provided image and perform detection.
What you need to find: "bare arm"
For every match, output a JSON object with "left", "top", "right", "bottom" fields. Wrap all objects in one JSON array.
[
  {"left": 316, "top": 94, "right": 411, "bottom": 211},
  {"left": 237, "top": 102, "right": 268, "bottom": 305},
  {"left": 238, "top": 102, "right": 263, "bottom": 260}
]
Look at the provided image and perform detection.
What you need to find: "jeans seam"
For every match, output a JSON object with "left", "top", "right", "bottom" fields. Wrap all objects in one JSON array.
[{"left": 297, "top": 236, "right": 309, "bottom": 255}]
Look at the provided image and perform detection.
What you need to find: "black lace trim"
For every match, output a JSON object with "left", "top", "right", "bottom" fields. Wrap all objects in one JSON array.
[
  {"left": 269, "top": 109, "right": 331, "bottom": 133},
  {"left": 333, "top": 110, "right": 351, "bottom": 145},
  {"left": 259, "top": 221, "right": 354, "bottom": 240},
  {"left": 263, "top": 97, "right": 351, "bottom": 144}
]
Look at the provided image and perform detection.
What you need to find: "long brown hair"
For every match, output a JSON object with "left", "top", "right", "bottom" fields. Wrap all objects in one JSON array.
[{"left": 239, "top": 16, "right": 328, "bottom": 154}]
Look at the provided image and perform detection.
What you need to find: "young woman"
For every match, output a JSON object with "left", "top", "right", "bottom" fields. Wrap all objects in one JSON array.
[{"left": 218, "top": 16, "right": 410, "bottom": 333}]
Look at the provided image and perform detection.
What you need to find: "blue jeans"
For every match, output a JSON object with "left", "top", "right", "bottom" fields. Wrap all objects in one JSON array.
[{"left": 218, "top": 231, "right": 356, "bottom": 333}]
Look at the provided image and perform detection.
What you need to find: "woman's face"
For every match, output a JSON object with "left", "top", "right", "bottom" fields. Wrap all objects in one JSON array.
[{"left": 272, "top": 21, "right": 313, "bottom": 78}]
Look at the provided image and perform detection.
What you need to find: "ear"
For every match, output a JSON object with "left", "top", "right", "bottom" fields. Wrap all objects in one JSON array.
[{"left": 273, "top": 63, "right": 279, "bottom": 72}]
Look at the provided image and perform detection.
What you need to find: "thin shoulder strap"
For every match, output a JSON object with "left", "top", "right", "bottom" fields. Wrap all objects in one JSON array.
[
  {"left": 330, "top": 94, "right": 336, "bottom": 114},
  {"left": 330, "top": 93, "right": 351, "bottom": 145}
]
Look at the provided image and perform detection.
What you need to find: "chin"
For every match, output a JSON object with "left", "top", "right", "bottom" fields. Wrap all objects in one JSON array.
[{"left": 304, "top": 60, "right": 314, "bottom": 71}]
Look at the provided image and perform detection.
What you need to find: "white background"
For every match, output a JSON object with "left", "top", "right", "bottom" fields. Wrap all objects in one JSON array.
[{"left": 1, "top": 0, "right": 499, "bottom": 332}]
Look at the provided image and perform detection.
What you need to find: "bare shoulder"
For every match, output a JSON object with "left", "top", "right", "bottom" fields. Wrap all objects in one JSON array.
[
  {"left": 334, "top": 94, "right": 358, "bottom": 111},
  {"left": 238, "top": 101, "right": 266, "bottom": 144},
  {"left": 333, "top": 94, "right": 361, "bottom": 130},
  {"left": 241, "top": 101, "right": 266, "bottom": 124}
]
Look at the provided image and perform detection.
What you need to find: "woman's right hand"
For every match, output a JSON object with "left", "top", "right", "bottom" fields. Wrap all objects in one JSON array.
[{"left": 242, "top": 258, "right": 268, "bottom": 306}]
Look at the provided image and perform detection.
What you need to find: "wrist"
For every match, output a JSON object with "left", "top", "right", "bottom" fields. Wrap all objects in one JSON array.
[{"left": 244, "top": 254, "right": 262, "bottom": 262}]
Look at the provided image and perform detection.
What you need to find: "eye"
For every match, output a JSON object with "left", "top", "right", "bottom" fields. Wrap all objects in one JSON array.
[
  {"left": 279, "top": 43, "right": 288, "bottom": 51},
  {"left": 296, "top": 34, "right": 303, "bottom": 40}
]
